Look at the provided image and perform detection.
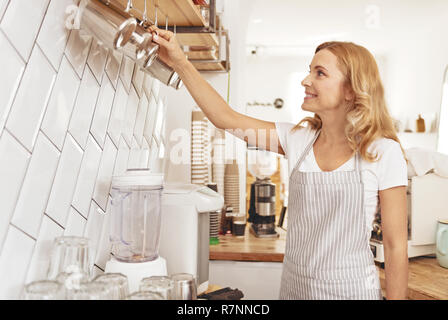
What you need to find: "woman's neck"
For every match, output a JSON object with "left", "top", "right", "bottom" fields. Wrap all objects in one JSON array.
[{"left": 317, "top": 112, "right": 349, "bottom": 146}]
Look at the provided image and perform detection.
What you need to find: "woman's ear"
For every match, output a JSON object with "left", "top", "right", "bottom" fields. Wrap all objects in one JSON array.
[{"left": 344, "top": 84, "right": 355, "bottom": 102}]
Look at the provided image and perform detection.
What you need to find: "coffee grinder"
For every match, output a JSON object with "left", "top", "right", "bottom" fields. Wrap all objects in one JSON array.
[{"left": 247, "top": 147, "right": 279, "bottom": 238}]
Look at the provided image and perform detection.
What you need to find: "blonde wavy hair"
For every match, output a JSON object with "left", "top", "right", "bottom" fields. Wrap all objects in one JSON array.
[{"left": 293, "top": 41, "right": 405, "bottom": 162}]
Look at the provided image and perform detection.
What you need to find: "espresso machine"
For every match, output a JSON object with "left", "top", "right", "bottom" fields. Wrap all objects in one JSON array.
[{"left": 247, "top": 148, "right": 279, "bottom": 238}]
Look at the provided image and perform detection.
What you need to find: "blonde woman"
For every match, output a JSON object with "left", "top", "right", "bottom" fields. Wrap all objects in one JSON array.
[{"left": 150, "top": 27, "right": 408, "bottom": 300}]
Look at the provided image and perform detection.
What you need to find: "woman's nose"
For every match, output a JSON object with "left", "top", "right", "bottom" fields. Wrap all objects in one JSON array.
[{"left": 301, "top": 74, "right": 311, "bottom": 87}]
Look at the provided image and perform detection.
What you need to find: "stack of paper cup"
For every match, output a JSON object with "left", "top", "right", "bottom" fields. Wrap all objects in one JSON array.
[
  {"left": 212, "top": 129, "right": 226, "bottom": 196},
  {"left": 191, "top": 111, "right": 207, "bottom": 185},
  {"left": 224, "top": 160, "right": 240, "bottom": 216},
  {"left": 202, "top": 119, "right": 210, "bottom": 184},
  {"left": 203, "top": 120, "right": 213, "bottom": 184}
]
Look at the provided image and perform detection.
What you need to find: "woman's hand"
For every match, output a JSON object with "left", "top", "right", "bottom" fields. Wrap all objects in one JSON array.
[{"left": 148, "top": 25, "right": 188, "bottom": 69}]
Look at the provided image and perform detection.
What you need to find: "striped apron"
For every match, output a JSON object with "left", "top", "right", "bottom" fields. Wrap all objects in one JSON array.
[{"left": 279, "top": 129, "right": 382, "bottom": 300}]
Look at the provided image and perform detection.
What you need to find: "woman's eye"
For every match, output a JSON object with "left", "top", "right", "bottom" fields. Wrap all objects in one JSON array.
[{"left": 317, "top": 70, "right": 325, "bottom": 76}]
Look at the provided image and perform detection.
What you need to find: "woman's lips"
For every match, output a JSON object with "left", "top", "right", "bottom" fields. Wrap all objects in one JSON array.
[{"left": 304, "top": 93, "right": 317, "bottom": 99}]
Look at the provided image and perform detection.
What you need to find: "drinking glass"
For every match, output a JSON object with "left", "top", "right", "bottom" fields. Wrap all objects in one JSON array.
[
  {"left": 56, "top": 271, "right": 90, "bottom": 299},
  {"left": 126, "top": 291, "right": 164, "bottom": 300},
  {"left": 69, "top": 282, "right": 111, "bottom": 300},
  {"left": 22, "top": 280, "right": 63, "bottom": 300},
  {"left": 93, "top": 273, "right": 129, "bottom": 300},
  {"left": 171, "top": 273, "right": 197, "bottom": 300},
  {"left": 139, "top": 275, "right": 173, "bottom": 300},
  {"left": 47, "top": 236, "right": 92, "bottom": 280}
]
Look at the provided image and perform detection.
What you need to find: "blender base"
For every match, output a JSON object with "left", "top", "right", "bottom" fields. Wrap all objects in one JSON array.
[{"left": 105, "top": 256, "right": 167, "bottom": 293}]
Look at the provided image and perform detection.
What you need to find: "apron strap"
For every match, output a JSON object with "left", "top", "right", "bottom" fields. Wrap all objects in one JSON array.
[
  {"left": 291, "top": 128, "right": 321, "bottom": 172},
  {"left": 292, "top": 128, "right": 362, "bottom": 176}
]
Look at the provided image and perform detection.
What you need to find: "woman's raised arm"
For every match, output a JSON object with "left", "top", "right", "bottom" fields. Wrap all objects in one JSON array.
[{"left": 149, "top": 26, "right": 284, "bottom": 155}]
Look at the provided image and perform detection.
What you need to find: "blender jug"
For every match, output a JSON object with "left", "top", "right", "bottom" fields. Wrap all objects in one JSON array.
[{"left": 110, "top": 171, "right": 163, "bottom": 262}]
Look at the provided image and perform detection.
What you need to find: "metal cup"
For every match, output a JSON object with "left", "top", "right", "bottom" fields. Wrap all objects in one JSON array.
[
  {"left": 143, "top": 57, "right": 182, "bottom": 90},
  {"left": 78, "top": 0, "right": 159, "bottom": 68},
  {"left": 22, "top": 280, "right": 63, "bottom": 300},
  {"left": 125, "top": 24, "right": 159, "bottom": 68},
  {"left": 93, "top": 273, "right": 129, "bottom": 300},
  {"left": 139, "top": 275, "right": 174, "bottom": 300},
  {"left": 171, "top": 273, "right": 197, "bottom": 300},
  {"left": 78, "top": 0, "right": 137, "bottom": 51}
]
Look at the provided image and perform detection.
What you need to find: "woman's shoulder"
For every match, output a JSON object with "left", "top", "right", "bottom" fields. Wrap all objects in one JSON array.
[
  {"left": 367, "top": 137, "right": 405, "bottom": 162},
  {"left": 368, "top": 137, "right": 402, "bottom": 152},
  {"left": 275, "top": 122, "right": 317, "bottom": 159},
  {"left": 276, "top": 122, "right": 316, "bottom": 137}
]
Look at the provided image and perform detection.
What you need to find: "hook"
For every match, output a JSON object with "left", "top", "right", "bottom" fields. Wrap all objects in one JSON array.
[
  {"left": 140, "top": 0, "right": 148, "bottom": 26},
  {"left": 125, "top": 0, "right": 133, "bottom": 12}
]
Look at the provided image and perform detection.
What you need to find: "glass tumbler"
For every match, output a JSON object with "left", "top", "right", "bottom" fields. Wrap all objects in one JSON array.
[
  {"left": 126, "top": 291, "right": 164, "bottom": 300},
  {"left": 22, "top": 280, "right": 63, "bottom": 300},
  {"left": 47, "top": 236, "right": 92, "bottom": 280},
  {"left": 69, "top": 282, "right": 111, "bottom": 300},
  {"left": 171, "top": 273, "right": 197, "bottom": 300},
  {"left": 93, "top": 273, "right": 129, "bottom": 300},
  {"left": 139, "top": 275, "right": 174, "bottom": 300}
]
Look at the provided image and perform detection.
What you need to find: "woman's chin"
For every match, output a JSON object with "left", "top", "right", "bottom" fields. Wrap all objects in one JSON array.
[{"left": 301, "top": 103, "right": 312, "bottom": 112}]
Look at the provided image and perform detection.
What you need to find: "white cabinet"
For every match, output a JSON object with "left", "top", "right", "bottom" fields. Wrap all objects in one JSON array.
[{"left": 209, "top": 260, "right": 283, "bottom": 300}]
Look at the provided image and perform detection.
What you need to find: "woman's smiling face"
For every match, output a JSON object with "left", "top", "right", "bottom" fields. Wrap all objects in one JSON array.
[{"left": 301, "top": 49, "right": 352, "bottom": 114}]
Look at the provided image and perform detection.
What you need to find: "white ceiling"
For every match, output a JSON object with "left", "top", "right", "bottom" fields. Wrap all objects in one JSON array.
[{"left": 244, "top": 0, "right": 448, "bottom": 56}]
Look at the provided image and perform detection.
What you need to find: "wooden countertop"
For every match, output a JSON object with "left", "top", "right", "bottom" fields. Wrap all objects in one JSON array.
[
  {"left": 209, "top": 226, "right": 448, "bottom": 300},
  {"left": 377, "top": 257, "right": 448, "bottom": 300},
  {"left": 209, "top": 225, "right": 286, "bottom": 262}
]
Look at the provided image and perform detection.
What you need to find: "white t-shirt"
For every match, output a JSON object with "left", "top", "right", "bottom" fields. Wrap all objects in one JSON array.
[{"left": 275, "top": 122, "right": 408, "bottom": 232}]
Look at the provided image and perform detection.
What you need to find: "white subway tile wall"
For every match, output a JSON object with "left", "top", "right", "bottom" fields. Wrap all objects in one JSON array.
[
  {"left": 10, "top": 132, "right": 60, "bottom": 238},
  {"left": 5, "top": 45, "right": 56, "bottom": 152},
  {"left": 0, "top": 0, "right": 167, "bottom": 299},
  {"left": 0, "top": 32, "right": 25, "bottom": 131},
  {"left": 40, "top": 56, "right": 80, "bottom": 150},
  {"left": 0, "top": 0, "right": 50, "bottom": 61}
]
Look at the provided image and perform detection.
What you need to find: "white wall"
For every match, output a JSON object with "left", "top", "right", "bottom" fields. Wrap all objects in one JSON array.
[
  {"left": 244, "top": 55, "right": 313, "bottom": 124},
  {"left": 162, "top": 0, "right": 252, "bottom": 216},
  {"left": 0, "top": 0, "right": 170, "bottom": 299},
  {"left": 244, "top": 0, "right": 448, "bottom": 138}
]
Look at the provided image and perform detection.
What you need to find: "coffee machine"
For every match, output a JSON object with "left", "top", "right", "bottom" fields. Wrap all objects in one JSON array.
[{"left": 247, "top": 147, "right": 279, "bottom": 238}]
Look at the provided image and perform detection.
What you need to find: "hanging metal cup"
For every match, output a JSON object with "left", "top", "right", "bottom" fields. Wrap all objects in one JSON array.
[
  {"left": 143, "top": 57, "right": 183, "bottom": 90},
  {"left": 78, "top": 0, "right": 137, "bottom": 51},
  {"left": 78, "top": 0, "right": 159, "bottom": 69},
  {"left": 124, "top": 23, "right": 159, "bottom": 69}
]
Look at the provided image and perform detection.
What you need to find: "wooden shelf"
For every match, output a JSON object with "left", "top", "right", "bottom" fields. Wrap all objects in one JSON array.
[
  {"left": 186, "top": 50, "right": 218, "bottom": 60},
  {"left": 191, "top": 60, "right": 227, "bottom": 71},
  {"left": 108, "top": 0, "right": 218, "bottom": 47},
  {"left": 112, "top": 0, "right": 207, "bottom": 26},
  {"left": 105, "top": 0, "right": 225, "bottom": 71},
  {"left": 177, "top": 32, "right": 218, "bottom": 47}
]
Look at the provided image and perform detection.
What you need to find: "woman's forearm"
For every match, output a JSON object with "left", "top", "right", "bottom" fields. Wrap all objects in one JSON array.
[
  {"left": 383, "top": 245, "right": 408, "bottom": 299},
  {"left": 174, "top": 60, "right": 235, "bottom": 130}
]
